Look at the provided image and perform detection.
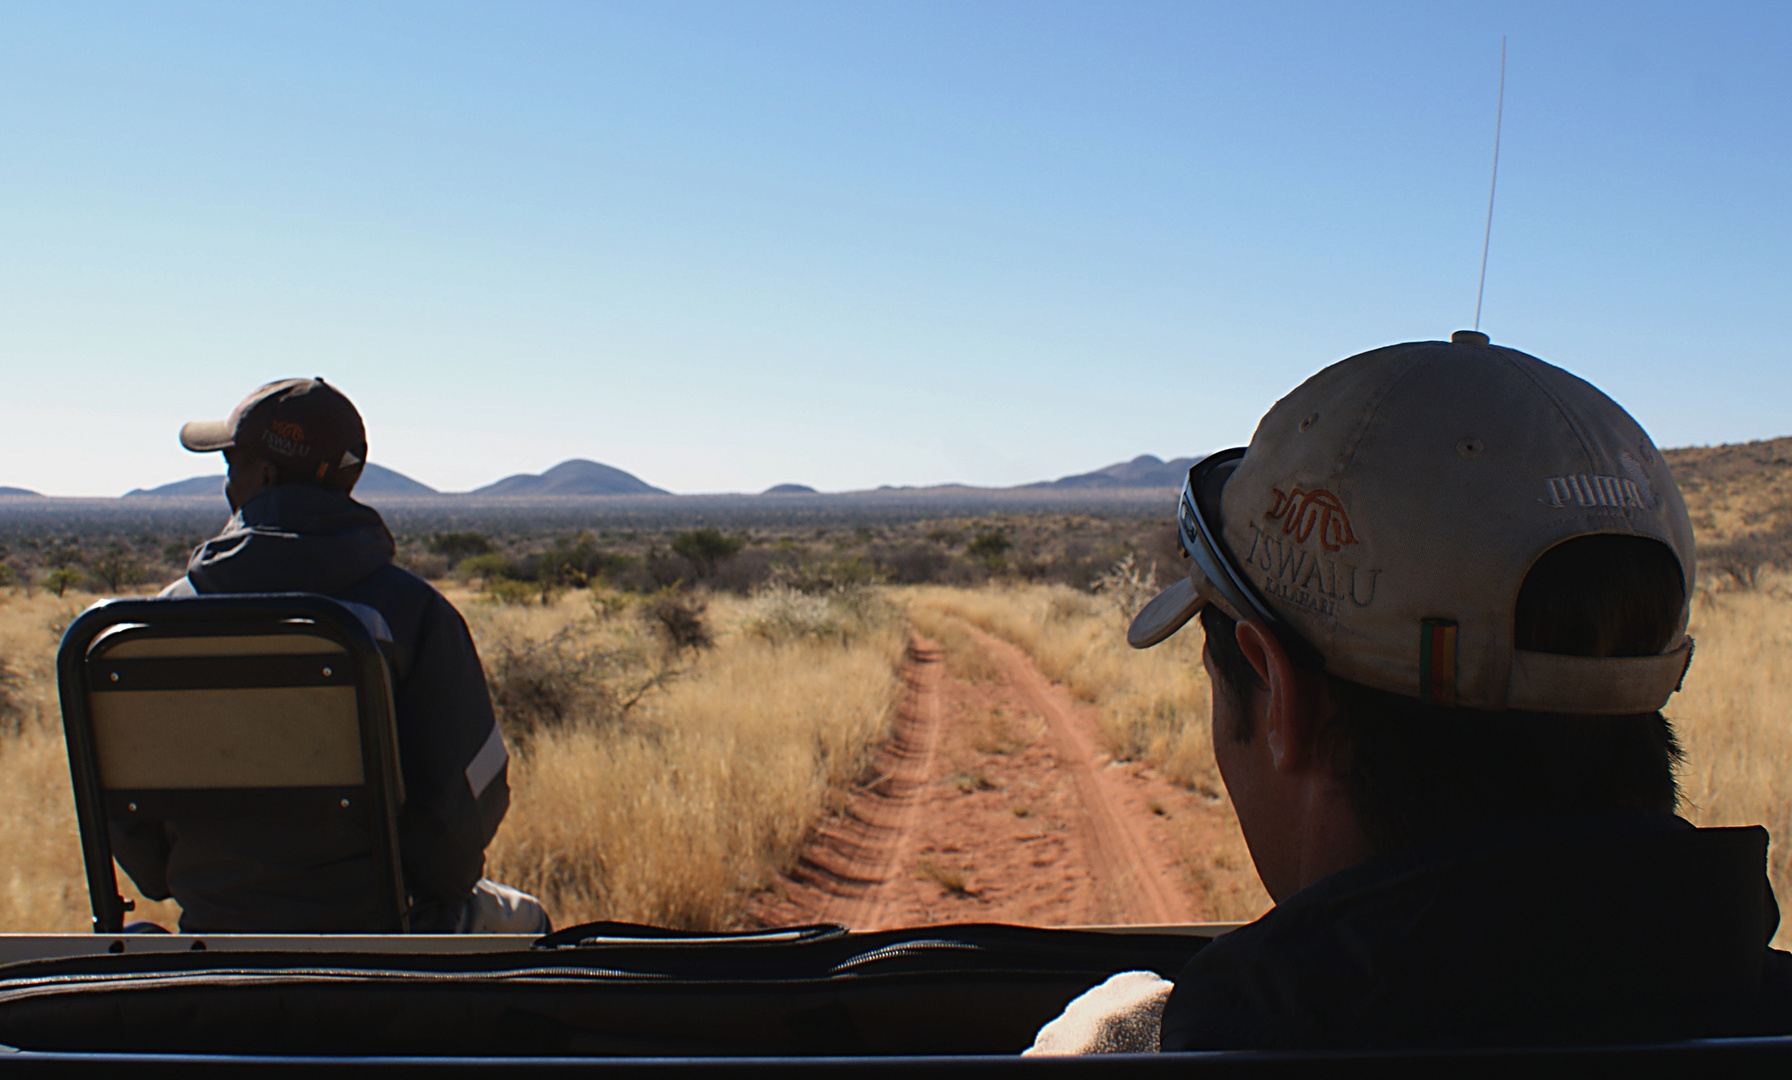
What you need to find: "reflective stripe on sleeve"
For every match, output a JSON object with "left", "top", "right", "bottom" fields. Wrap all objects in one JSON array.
[{"left": 465, "top": 722, "right": 509, "bottom": 799}]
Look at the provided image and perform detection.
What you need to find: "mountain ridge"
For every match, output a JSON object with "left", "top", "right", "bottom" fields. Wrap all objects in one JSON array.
[
  {"left": 83, "top": 453, "right": 1201, "bottom": 501},
  {"left": 19, "top": 439, "right": 1792, "bottom": 503},
  {"left": 1023, "top": 454, "right": 1200, "bottom": 491},
  {"left": 124, "top": 463, "right": 439, "bottom": 498},
  {"left": 471, "top": 459, "right": 670, "bottom": 497}
]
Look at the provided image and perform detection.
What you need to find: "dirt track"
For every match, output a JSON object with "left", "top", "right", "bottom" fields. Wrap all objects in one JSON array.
[{"left": 747, "top": 618, "right": 1248, "bottom": 929}]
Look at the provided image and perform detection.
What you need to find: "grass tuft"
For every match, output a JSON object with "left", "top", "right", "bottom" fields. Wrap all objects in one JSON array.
[{"left": 917, "top": 857, "right": 974, "bottom": 896}]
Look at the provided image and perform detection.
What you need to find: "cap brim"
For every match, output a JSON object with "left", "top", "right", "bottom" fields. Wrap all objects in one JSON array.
[
  {"left": 179, "top": 420, "right": 235, "bottom": 453},
  {"left": 1127, "top": 576, "right": 1206, "bottom": 649}
]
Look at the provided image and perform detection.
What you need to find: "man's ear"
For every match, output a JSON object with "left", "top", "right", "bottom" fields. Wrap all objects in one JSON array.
[{"left": 1234, "top": 621, "right": 1330, "bottom": 775}]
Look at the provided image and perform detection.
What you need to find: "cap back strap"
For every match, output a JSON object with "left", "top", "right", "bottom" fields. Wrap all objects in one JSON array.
[
  {"left": 1419, "top": 618, "right": 1459, "bottom": 708},
  {"left": 1506, "top": 637, "right": 1694, "bottom": 715}
]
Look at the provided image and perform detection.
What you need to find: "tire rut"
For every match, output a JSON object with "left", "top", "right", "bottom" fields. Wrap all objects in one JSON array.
[{"left": 746, "top": 620, "right": 1206, "bottom": 929}]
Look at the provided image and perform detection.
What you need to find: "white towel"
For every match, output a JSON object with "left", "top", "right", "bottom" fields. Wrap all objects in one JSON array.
[{"left": 1022, "top": 971, "right": 1173, "bottom": 1055}]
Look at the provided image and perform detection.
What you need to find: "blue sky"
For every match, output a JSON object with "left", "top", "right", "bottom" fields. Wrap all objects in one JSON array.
[{"left": 2, "top": 1, "right": 1786, "bottom": 496}]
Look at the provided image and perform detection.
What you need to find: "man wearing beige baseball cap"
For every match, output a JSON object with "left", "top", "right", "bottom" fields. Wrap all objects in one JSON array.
[
  {"left": 120, "top": 378, "right": 550, "bottom": 936},
  {"left": 1030, "top": 333, "right": 1792, "bottom": 1053}
]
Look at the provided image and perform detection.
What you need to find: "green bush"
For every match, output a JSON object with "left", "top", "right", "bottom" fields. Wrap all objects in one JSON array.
[
  {"left": 536, "top": 533, "right": 624, "bottom": 589},
  {"left": 89, "top": 549, "right": 149, "bottom": 593},
  {"left": 41, "top": 568, "right": 81, "bottom": 598},
  {"left": 484, "top": 577, "right": 538, "bottom": 606},
  {"left": 773, "top": 556, "right": 885, "bottom": 593},
  {"left": 967, "top": 530, "right": 1012, "bottom": 568},
  {"left": 457, "top": 553, "right": 515, "bottom": 582},
  {"left": 44, "top": 545, "right": 85, "bottom": 570},
  {"left": 429, "top": 531, "right": 494, "bottom": 563},
  {"left": 670, "top": 529, "right": 744, "bottom": 577}
]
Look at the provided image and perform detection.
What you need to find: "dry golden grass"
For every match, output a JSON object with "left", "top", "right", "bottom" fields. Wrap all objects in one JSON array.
[
  {"left": 480, "top": 588, "right": 906, "bottom": 928},
  {"left": 0, "top": 583, "right": 903, "bottom": 932},
  {"left": 1672, "top": 571, "right": 1792, "bottom": 947},
  {"left": 907, "top": 582, "right": 1218, "bottom": 794},
  {"left": 905, "top": 581, "right": 1273, "bottom": 921},
  {"left": 2, "top": 512, "right": 1791, "bottom": 941},
  {"left": 0, "top": 589, "right": 182, "bottom": 930},
  {"left": 907, "top": 604, "right": 1004, "bottom": 684}
]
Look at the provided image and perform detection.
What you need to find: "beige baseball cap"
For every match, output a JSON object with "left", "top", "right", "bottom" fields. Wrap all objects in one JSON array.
[{"left": 1128, "top": 331, "right": 1696, "bottom": 715}]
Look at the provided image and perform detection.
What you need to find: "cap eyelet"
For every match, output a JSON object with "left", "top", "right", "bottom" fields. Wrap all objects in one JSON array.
[
  {"left": 1456, "top": 438, "right": 1484, "bottom": 459},
  {"left": 1299, "top": 413, "right": 1320, "bottom": 432}
]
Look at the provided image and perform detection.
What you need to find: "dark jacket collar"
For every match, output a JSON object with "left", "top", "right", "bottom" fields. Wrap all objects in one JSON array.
[
  {"left": 186, "top": 485, "right": 395, "bottom": 596},
  {"left": 1163, "top": 811, "right": 1783, "bottom": 1050}
]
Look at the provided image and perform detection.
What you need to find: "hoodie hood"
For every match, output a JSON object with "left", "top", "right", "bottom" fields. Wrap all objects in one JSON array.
[{"left": 186, "top": 485, "right": 396, "bottom": 595}]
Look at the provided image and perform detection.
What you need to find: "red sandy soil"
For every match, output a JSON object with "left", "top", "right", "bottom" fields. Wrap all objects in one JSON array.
[{"left": 747, "top": 621, "right": 1257, "bottom": 930}]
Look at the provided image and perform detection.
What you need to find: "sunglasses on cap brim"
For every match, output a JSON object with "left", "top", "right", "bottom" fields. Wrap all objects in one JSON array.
[{"left": 1126, "top": 447, "right": 1324, "bottom": 670}]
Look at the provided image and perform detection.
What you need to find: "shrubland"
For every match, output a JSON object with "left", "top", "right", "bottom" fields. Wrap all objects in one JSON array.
[
  {"left": 0, "top": 438, "right": 1789, "bottom": 939},
  {"left": 475, "top": 584, "right": 906, "bottom": 928},
  {"left": 0, "top": 580, "right": 904, "bottom": 932},
  {"left": 0, "top": 507, "right": 1183, "bottom": 605}
]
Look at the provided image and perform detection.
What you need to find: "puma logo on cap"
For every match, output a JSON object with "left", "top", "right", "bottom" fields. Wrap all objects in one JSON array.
[{"left": 1543, "top": 474, "right": 1648, "bottom": 510}]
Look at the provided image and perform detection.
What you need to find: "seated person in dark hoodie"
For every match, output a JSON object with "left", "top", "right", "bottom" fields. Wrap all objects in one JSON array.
[
  {"left": 1029, "top": 333, "right": 1792, "bottom": 1053},
  {"left": 114, "top": 377, "right": 548, "bottom": 934}
]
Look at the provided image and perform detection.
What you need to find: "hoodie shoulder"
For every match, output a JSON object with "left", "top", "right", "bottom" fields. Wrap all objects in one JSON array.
[{"left": 338, "top": 563, "right": 447, "bottom": 620}]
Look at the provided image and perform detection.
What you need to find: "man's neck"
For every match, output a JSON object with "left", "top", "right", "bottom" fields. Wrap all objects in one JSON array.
[{"left": 1289, "top": 776, "right": 1375, "bottom": 896}]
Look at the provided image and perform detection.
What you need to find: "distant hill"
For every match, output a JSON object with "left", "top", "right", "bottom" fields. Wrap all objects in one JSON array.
[
  {"left": 1024, "top": 454, "right": 1201, "bottom": 490},
  {"left": 355, "top": 463, "right": 438, "bottom": 495},
  {"left": 471, "top": 459, "right": 668, "bottom": 497},
  {"left": 104, "top": 456, "right": 1185, "bottom": 501},
  {"left": 125, "top": 475, "right": 225, "bottom": 498},
  {"left": 1663, "top": 435, "right": 1792, "bottom": 549},
  {"left": 0, "top": 486, "right": 39, "bottom": 497},
  {"left": 124, "top": 463, "right": 435, "bottom": 498}
]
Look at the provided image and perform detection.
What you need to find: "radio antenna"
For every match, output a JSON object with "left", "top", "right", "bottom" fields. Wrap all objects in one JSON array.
[{"left": 1474, "top": 36, "right": 1506, "bottom": 331}]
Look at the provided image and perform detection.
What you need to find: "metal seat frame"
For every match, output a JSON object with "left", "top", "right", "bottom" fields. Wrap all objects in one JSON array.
[{"left": 56, "top": 594, "right": 408, "bottom": 934}]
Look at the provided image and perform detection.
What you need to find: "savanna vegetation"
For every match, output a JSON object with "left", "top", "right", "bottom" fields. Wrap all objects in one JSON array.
[
  {"left": 0, "top": 580, "right": 908, "bottom": 931},
  {"left": 0, "top": 437, "right": 1788, "bottom": 939},
  {"left": 475, "top": 584, "right": 906, "bottom": 928}
]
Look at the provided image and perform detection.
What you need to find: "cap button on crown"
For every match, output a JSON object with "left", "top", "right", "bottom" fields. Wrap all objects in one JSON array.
[{"left": 1451, "top": 330, "right": 1491, "bottom": 346}]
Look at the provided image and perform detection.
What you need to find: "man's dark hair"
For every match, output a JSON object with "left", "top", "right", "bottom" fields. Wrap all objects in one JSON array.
[
  {"left": 1201, "top": 534, "right": 1687, "bottom": 854},
  {"left": 226, "top": 447, "right": 361, "bottom": 493}
]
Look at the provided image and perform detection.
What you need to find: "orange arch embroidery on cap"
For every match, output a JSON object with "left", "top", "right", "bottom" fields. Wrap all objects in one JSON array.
[
  {"left": 269, "top": 420, "right": 307, "bottom": 441},
  {"left": 1265, "top": 487, "right": 1359, "bottom": 552}
]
